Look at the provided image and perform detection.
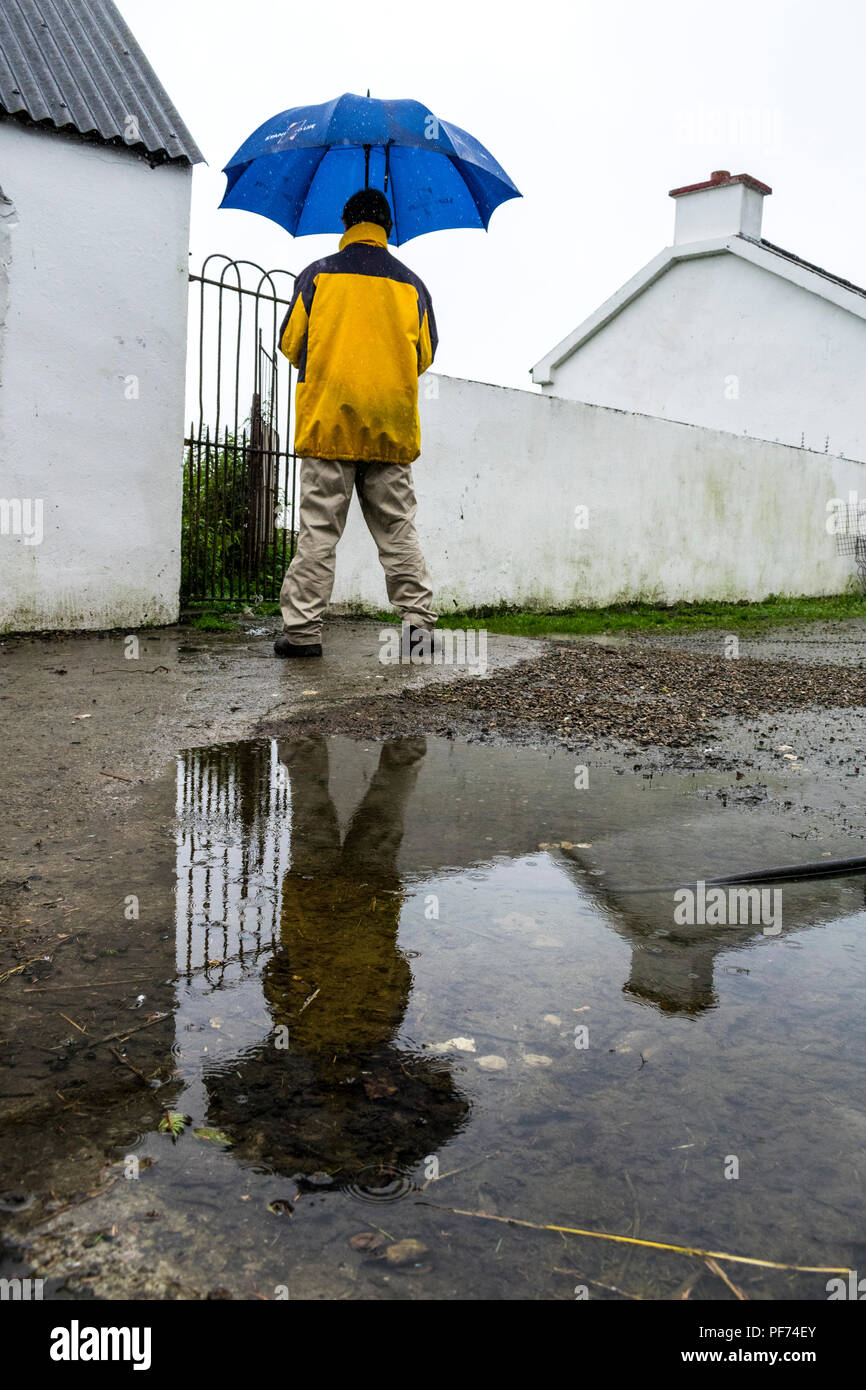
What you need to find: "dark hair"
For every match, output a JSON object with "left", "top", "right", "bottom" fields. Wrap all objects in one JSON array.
[{"left": 341, "top": 187, "right": 393, "bottom": 235}]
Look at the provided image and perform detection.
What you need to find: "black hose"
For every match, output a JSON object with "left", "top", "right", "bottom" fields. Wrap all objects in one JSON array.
[{"left": 612, "top": 853, "right": 866, "bottom": 896}]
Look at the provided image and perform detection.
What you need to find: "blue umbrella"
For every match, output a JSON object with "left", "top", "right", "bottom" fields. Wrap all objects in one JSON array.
[{"left": 220, "top": 91, "right": 521, "bottom": 246}]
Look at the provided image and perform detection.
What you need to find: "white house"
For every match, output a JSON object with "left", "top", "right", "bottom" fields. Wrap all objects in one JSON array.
[
  {"left": 531, "top": 171, "right": 866, "bottom": 463},
  {"left": 0, "top": 0, "right": 203, "bottom": 632}
]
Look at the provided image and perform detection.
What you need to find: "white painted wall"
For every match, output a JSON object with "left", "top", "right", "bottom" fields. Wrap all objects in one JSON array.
[
  {"left": 0, "top": 121, "right": 192, "bottom": 631},
  {"left": 329, "top": 374, "right": 865, "bottom": 612},
  {"left": 540, "top": 251, "right": 866, "bottom": 462}
]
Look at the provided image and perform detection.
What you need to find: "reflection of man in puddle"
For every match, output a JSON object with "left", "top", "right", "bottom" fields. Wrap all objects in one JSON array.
[
  {"left": 204, "top": 735, "right": 468, "bottom": 1186},
  {"left": 264, "top": 734, "right": 425, "bottom": 1066}
]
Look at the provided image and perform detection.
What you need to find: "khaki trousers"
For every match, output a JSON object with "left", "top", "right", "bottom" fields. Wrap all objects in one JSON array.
[{"left": 280, "top": 457, "right": 436, "bottom": 643}]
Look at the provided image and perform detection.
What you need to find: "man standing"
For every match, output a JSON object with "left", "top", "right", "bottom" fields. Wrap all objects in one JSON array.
[{"left": 275, "top": 187, "right": 438, "bottom": 659}]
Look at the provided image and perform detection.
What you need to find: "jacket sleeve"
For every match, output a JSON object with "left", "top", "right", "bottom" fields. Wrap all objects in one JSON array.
[
  {"left": 279, "top": 267, "right": 317, "bottom": 370},
  {"left": 416, "top": 281, "right": 438, "bottom": 376}
]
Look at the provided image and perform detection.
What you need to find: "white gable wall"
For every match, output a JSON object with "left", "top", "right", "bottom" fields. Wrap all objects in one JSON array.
[
  {"left": 541, "top": 252, "right": 866, "bottom": 462},
  {"left": 0, "top": 120, "right": 191, "bottom": 630}
]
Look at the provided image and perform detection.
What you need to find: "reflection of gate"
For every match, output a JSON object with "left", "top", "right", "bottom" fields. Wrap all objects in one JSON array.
[
  {"left": 182, "top": 256, "right": 298, "bottom": 604},
  {"left": 175, "top": 741, "right": 291, "bottom": 988}
]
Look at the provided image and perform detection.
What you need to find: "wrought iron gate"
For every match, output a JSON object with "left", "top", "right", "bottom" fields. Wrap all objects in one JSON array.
[{"left": 182, "top": 255, "right": 298, "bottom": 604}]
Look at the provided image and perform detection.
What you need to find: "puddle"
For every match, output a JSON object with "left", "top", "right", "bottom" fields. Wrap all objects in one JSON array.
[{"left": 2, "top": 735, "right": 865, "bottom": 1299}]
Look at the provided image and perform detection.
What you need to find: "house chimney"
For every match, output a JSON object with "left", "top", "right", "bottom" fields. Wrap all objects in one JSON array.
[{"left": 669, "top": 170, "right": 772, "bottom": 244}]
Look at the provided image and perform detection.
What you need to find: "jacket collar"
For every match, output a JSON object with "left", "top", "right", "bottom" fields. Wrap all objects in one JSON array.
[{"left": 339, "top": 221, "right": 389, "bottom": 251}]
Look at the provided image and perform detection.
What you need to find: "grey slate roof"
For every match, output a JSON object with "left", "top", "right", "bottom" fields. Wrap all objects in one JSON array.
[
  {"left": 758, "top": 238, "right": 866, "bottom": 302},
  {"left": 0, "top": 0, "right": 204, "bottom": 164}
]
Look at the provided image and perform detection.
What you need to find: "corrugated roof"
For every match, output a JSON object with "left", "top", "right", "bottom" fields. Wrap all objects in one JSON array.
[{"left": 0, "top": 0, "right": 204, "bottom": 164}]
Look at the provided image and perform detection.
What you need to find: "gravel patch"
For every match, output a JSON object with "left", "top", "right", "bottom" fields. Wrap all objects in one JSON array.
[{"left": 264, "top": 639, "right": 866, "bottom": 751}]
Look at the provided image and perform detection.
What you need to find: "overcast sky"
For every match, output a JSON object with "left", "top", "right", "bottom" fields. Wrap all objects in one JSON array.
[{"left": 119, "top": 0, "right": 866, "bottom": 391}]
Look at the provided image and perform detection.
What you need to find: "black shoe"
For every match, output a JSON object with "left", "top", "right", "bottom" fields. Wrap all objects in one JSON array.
[{"left": 274, "top": 636, "right": 323, "bottom": 658}]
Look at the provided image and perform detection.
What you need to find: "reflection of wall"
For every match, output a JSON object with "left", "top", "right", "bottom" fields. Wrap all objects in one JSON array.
[
  {"left": 175, "top": 735, "right": 866, "bottom": 1024},
  {"left": 316, "top": 736, "right": 866, "bottom": 1016}
]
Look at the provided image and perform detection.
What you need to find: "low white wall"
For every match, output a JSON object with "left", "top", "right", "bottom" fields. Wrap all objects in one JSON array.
[
  {"left": 0, "top": 122, "right": 192, "bottom": 631},
  {"left": 330, "top": 374, "right": 865, "bottom": 612}
]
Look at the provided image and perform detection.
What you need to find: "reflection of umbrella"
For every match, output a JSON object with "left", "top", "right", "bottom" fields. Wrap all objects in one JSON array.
[{"left": 220, "top": 91, "right": 521, "bottom": 245}]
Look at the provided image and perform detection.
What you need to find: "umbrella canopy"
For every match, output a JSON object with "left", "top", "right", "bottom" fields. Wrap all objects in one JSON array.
[{"left": 220, "top": 91, "right": 521, "bottom": 245}]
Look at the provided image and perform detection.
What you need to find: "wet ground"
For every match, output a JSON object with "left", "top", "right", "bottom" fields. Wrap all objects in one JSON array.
[
  {"left": 2, "top": 617, "right": 865, "bottom": 1299},
  {"left": 621, "top": 618, "right": 866, "bottom": 668}
]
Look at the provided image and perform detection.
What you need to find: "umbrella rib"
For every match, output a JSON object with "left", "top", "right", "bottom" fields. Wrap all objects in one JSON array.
[
  {"left": 391, "top": 155, "right": 400, "bottom": 245},
  {"left": 444, "top": 154, "right": 490, "bottom": 230},
  {"left": 295, "top": 145, "right": 333, "bottom": 236}
]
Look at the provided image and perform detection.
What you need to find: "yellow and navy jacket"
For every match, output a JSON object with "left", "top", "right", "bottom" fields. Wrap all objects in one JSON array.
[{"left": 279, "top": 221, "right": 437, "bottom": 464}]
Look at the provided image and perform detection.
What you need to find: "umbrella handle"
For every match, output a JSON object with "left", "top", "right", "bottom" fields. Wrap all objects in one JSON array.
[{"left": 362, "top": 140, "right": 393, "bottom": 194}]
